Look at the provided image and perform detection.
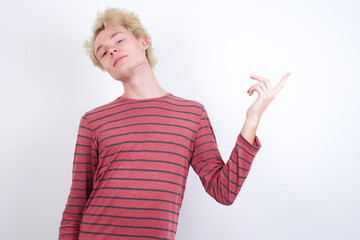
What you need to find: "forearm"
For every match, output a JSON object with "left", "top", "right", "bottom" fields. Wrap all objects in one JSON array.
[{"left": 240, "top": 117, "right": 259, "bottom": 145}]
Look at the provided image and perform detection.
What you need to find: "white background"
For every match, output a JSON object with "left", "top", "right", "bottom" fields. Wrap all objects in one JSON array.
[{"left": 1, "top": 0, "right": 359, "bottom": 239}]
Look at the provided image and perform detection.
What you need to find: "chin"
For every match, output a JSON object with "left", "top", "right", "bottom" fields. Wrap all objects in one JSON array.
[
  {"left": 108, "top": 72, "right": 123, "bottom": 81},
  {"left": 109, "top": 69, "right": 131, "bottom": 81}
]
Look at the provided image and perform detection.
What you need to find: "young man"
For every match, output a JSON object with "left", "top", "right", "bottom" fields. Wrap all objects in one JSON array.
[{"left": 58, "top": 7, "right": 290, "bottom": 240}]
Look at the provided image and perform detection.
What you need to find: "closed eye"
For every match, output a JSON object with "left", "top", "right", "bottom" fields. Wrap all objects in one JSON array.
[{"left": 100, "top": 40, "right": 122, "bottom": 58}]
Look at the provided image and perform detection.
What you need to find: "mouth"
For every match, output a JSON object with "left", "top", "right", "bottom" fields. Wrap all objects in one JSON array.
[{"left": 113, "top": 55, "right": 127, "bottom": 67}]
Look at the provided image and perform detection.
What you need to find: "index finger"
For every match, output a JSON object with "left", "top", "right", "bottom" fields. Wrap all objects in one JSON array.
[{"left": 273, "top": 72, "right": 291, "bottom": 95}]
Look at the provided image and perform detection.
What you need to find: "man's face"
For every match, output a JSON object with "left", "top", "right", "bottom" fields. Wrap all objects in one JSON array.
[{"left": 93, "top": 25, "right": 149, "bottom": 80}]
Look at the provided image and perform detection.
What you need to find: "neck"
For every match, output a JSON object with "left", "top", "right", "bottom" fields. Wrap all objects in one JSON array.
[{"left": 118, "top": 62, "right": 167, "bottom": 99}]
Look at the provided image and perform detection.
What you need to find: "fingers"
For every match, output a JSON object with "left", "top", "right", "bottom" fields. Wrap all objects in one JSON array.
[
  {"left": 250, "top": 75, "right": 271, "bottom": 90},
  {"left": 250, "top": 72, "right": 290, "bottom": 96},
  {"left": 273, "top": 72, "right": 290, "bottom": 95},
  {"left": 247, "top": 82, "right": 266, "bottom": 97},
  {"left": 247, "top": 83, "right": 258, "bottom": 96},
  {"left": 254, "top": 84, "right": 266, "bottom": 97}
]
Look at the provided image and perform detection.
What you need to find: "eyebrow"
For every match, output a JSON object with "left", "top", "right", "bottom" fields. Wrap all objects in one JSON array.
[{"left": 95, "top": 31, "right": 124, "bottom": 56}]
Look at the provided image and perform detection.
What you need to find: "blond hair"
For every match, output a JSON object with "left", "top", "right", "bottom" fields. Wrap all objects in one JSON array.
[{"left": 83, "top": 8, "right": 157, "bottom": 70}]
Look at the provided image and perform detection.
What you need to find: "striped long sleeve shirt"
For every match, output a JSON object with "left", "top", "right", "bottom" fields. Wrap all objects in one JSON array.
[{"left": 58, "top": 92, "right": 261, "bottom": 240}]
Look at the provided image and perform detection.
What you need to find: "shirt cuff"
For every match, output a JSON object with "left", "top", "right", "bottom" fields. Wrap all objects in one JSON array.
[{"left": 238, "top": 132, "right": 261, "bottom": 155}]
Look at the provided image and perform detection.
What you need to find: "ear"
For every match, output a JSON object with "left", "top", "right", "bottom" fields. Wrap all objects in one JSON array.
[{"left": 138, "top": 36, "right": 149, "bottom": 51}]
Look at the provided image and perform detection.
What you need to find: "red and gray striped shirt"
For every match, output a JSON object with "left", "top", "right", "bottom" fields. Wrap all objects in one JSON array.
[{"left": 58, "top": 92, "right": 261, "bottom": 240}]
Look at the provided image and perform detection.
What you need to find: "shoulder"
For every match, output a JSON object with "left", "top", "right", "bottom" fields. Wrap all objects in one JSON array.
[
  {"left": 82, "top": 97, "right": 120, "bottom": 119},
  {"left": 167, "top": 92, "right": 205, "bottom": 113}
]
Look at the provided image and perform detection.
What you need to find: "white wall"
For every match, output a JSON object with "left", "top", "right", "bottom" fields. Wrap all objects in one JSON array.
[{"left": 1, "top": 0, "right": 359, "bottom": 239}]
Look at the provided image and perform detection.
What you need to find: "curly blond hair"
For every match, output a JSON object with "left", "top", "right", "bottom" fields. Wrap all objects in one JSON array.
[{"left": 83, "top": 8, "right": 158, "bottom": 70}]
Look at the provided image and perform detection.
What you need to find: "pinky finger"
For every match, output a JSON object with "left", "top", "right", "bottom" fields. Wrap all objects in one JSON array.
[
  {"left": 249, "top": 84, "right": 265, "bottom": 97},
  {"left": 247, "top": 83, "right": 261, "bottom": 95},
  {"left": 254, "top": 85, "right": 265, "bottom": 97}
]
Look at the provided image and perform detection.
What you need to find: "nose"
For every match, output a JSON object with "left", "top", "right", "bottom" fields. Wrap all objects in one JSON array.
[{"left": 110, "top": 48, "right": 118, "bottom": 56}]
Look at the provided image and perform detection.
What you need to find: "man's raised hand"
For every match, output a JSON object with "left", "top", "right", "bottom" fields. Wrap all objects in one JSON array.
[{"left": 245, "top": 72, "right": 291, "bottom": 123}]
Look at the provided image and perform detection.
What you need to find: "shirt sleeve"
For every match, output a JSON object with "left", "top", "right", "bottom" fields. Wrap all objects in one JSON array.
[
  {"left": 190, "top": 105, "right": 261, "bottom": 205},
  {"left": 58, "top": 114, "right": 97, "bottom": 239}
]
